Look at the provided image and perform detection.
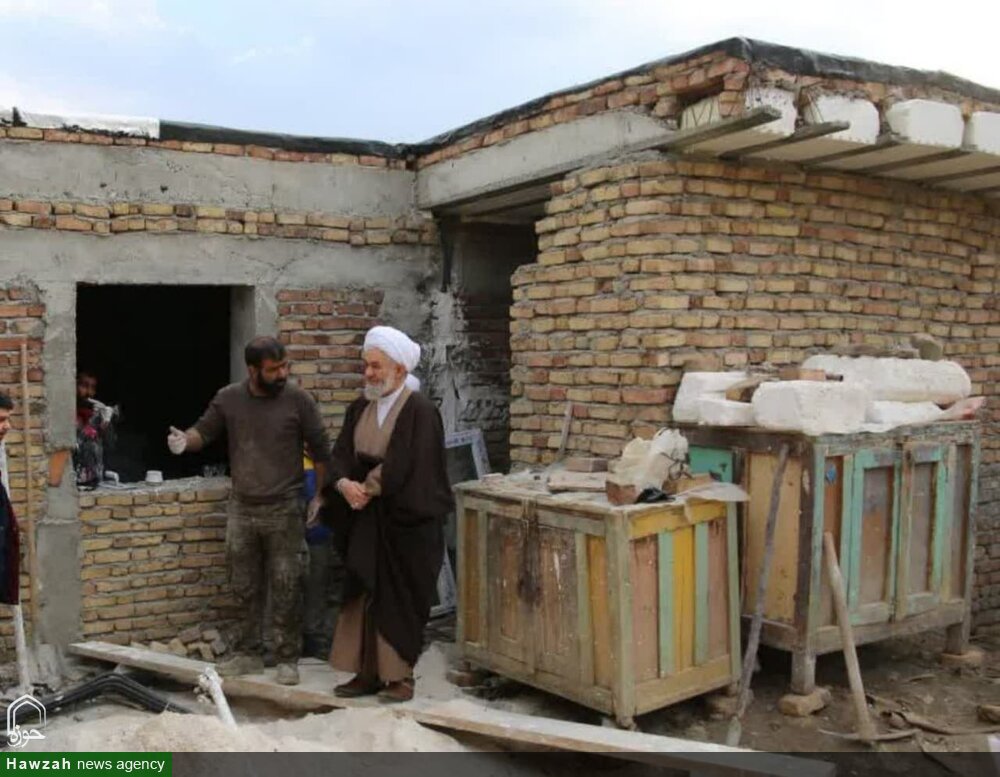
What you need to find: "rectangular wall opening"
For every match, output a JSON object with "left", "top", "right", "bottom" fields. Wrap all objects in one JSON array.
[{"left": 76, "top": 284, "right": 232, "bottom": 483}]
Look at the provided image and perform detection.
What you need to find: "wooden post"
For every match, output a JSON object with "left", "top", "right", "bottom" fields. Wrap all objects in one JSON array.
[
  {"left": 726, "top": 443, "right": 790, "bottom": 746},
  {"left": 20, "top": 340, "right": 41, "bottom": 644},
  {"left": 823, "top": 532, "right": 877, "bottom": 742}
]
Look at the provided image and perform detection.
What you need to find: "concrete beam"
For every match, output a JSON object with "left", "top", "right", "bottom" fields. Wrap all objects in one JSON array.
[
  {"left": 0, "top": 142, "right": 414, "bottom": 216},
  {"left": 0, "top": 230, "right": 438, "bottom": 288},
  {"left": 415, "top": 111, "right": 674, "bottom": 210}
]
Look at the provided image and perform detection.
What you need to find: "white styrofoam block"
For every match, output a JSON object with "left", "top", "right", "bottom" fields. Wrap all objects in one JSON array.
[
  {"left": 16, "top": 110, "right": 159, "bottom": 138},
  {"left": 964, "top": 112, "right": 1000, "bottom": 155},
  {"left": 866, "top": 401, "right": 944, "bottom": 428},
  {"left": 680, "top": 96, "right": 723, "bottom": 130},
  {"left": 752, "top": 381, "right": 871, "bottom": 436},
  {"left": 697, "top": 397, "right": 754, "bottom": 426},
  {"left": 672, "top": 372, "right": 749, "bottom": 423},
  {"left": 0, "top": 106, "right": 12, "bottom": 125},
  {"left": 884, "top": 99, "right": 963, "bottom": 147},
  {"left": 801, "top": 354, "right": 971, "bottom": 404},
  {"left": 744, "top": 87, "right": 797, "bottom": 136},
  {"left": 802, "top": 95, "right": 879, "bottom": 144}
]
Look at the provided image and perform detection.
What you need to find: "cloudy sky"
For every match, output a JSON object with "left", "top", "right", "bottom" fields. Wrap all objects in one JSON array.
[{"left": 0, "top": 0, "right": 997, "bottom": 143}]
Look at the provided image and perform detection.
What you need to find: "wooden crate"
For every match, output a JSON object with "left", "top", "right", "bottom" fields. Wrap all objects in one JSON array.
[
  {"left": 681, "top": 421, "right": 980, "bottom": 695},
  {"left": 454, "top": 478, "right": 740, "bottom": 728}
]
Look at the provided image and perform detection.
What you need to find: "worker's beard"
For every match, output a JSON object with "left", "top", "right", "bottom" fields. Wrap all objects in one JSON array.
[{"left": 257, "top": 375, "right": 286, "bottom": 397}]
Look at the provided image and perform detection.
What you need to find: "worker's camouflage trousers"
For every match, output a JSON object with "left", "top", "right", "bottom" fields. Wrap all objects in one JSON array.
[{"left": 225, "top": 496, "right": 308, "bottom": 662}]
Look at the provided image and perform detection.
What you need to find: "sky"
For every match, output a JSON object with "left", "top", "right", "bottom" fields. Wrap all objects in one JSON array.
[{"left": 0, "top": 0, "right": 997, "bottom": 144}]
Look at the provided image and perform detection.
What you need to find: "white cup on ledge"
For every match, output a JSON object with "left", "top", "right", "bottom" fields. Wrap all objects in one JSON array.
[{"left": 145, "top": 470, "right": 164, "bottom": 484}]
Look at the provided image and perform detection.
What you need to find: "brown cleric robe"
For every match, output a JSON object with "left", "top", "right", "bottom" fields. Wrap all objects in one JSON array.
[{"left": 322, "top": 387, "right": 454, "bottom": 680}]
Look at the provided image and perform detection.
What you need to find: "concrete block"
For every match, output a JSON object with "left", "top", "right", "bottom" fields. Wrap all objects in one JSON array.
[
  {"left": 752, "top": 380, "right": 871, "bottom": 436},
  {"left": 672, "top": 371, "right": 749, "bottom": 423},
  {"left": 696, "top": 397, "right": 754, "bottom": 427},
  {"left": 866, "top": 401, "right": 943, "bottom": 430},
  {"left": 802, "top": 95, "right": 879, "bottom": 144},
  {"left": 940, "top": 646, "right": 984, "bottom": 669},
  {"left": 964, "top": 111, "right": 1000, "bottom": 155},
  {"left": 743, "top": 87, "right": 797, "bottom": 136},
  {"left": 885, "top": 99, "right": 963, "bottom": 147},
  {"left": 802, "top": 355, "right": 971, "bottom": 404},
  {"left": 16, "top": 109, "right": 159, "bottom": 138},
  {"left": 778, "top": 687, "right": 832, "bottom": 717}
]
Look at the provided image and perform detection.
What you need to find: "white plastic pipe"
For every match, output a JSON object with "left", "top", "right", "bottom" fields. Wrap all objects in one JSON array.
[{"left": 198, "top": 667, "right": 237, "bottom": 730}]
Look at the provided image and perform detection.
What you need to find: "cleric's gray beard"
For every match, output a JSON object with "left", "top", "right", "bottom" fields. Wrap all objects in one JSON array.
[{"left": 363, "top": 381, "right": 387, "bottom": 401}]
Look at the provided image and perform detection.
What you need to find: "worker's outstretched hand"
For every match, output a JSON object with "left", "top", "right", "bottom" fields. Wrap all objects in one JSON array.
[{"left": 167, "top": 426, "right": 187, "bottom": 455}]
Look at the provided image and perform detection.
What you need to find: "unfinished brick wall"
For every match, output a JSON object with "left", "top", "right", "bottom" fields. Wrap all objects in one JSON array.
[
  {"left": 0, "top": 285, "right": 46, "bottom": 649},
  {"left": 416, "top": 44, "right": 1000, "bottom": 171},
  {"left": 512, "top": 156, "right": 999, "bottom": 626},
  {"left": 78, "top": 479, "right": 231, "bottom": 644},
  {"left": 278, "top": 288, "right": 385, "bottom": 434}
]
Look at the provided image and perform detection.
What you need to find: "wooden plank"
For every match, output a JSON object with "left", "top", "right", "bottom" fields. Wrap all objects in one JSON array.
[
  {"left": 948, "top": 444, "right": 971, "bottom": 600},
  {"left": 537, "top": 508, "right": 606, "bottom": 537},
  {"left": 694, "top": 522, "right": 710, "bottom": 666},
  {"left": 744, "top": 452, "right": 801, "bottom": 622},
  {"left": 465, "top": 643, "right": 613, "bottom": 712},
  {"left": 657, "top": 532, "right": 675, "bottom": 678},
  {"left": 851, "top": 452, "right": 896, "bottom": 616},
  {"left": 726, "top": 504, "right": 741, "bottom": 682},
  {"left": 536, "top": 527, "right": 578, "bottom": 679},
  {"left": 688, "top": 446, "right": 735, "bottom": 483},
  {"left": 673, "top": 525, "right": 695, "bottom": 672},
  {"left": 476, "top": 509, "right": 488, "bottom": 645},
  {"left": 588, "top": 536, "right": 613, "bottom": 689},
  {"left": 69, "top": 642, "right": 842, "bottom": 775},
  {"left": 907, "top": 462, "right": 935, "bottom": 596},
  {"left": 706, "top": 518, "right": 729, "bottom": 661},
  {"left": 575, "top": 533, "right": 594, "bottom": 686},
  {"left": 818, "top": 457, "right": 844, "bottom": 627},
  {"left": 488, "top": 513, "right": 528, "bottom": 664},
  {"left": 635, "top": 655, "right": 732, "bottom": 713},
  {"left": 629, "top": 500, "right": 722, "bottom": 539},
  {"left": 608, "top": 513, "right": 636, "bottom": 723},
  {"left": 630, "top": 535, "right": 660, "bottom": 683},
  {"left": 931, "top": 453, "right": 951, "bottom": 596},
  {"left": 458, "top": 504, "right": 477, "bottom": 644}
]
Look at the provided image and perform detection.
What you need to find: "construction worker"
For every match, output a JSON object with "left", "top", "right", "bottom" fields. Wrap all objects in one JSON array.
[{"left": 167, "top": 336, "right": 330, "bottom": 686}]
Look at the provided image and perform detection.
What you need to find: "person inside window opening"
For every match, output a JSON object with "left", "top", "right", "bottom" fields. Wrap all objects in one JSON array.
[{"left": 74, "top": 369, "right": 118, "bottom": 489}]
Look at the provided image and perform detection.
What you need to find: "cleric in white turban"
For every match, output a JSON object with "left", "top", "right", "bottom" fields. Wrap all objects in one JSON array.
[{"left": 317, "top": 324, "right": 453, "bottom": 703}]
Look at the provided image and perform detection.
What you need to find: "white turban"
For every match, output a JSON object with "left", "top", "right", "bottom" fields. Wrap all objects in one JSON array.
[{"left": 363, "top": 325, "right": 421, "bottom": 391}]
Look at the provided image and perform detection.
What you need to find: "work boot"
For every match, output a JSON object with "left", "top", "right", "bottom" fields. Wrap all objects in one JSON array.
[
  {"left": 216, "top": 654, "right": 265, "bottom": 677},
  {"left": 378, "top": 678, "right": 414, "bottom": 703},
  {"left": 275, "top": 662, "right": 300, "bottom": 686},
  {"left": 334, "top": 674, "right": 380, "bottom": 698}
]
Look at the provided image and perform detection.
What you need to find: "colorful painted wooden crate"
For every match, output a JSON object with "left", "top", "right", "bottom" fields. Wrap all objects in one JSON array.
[
  {"left": 454, "top": 477, "right": 741, "bottom": 728},
  {"left": 681, "top": 421, "right": 980, "bottom": 696}
]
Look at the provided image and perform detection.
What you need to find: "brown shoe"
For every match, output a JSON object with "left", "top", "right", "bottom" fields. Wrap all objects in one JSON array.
[
  {"left": 334, "top": 675, "right": 380, "bottom": 698},
  {"left": 378, "top": 678, "right": 414, "bottom": 703}
]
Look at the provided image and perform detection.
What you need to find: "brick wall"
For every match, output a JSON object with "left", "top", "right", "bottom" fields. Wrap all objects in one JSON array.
[
  {"left": 278, "top": 288, "right": 385, "bottom": 434},
  {"left": 0, "top": 285, "right": 46, "bottom": 649},
  {"left": 78, "top": 479, "right": 231, "bottom": 644},
  {"left": 512, "top": 155, "right": 999, "bottom": 626}
]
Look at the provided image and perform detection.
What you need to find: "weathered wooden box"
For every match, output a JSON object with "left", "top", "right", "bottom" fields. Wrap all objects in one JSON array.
[
  {"left": 454, "top": 477, "right": 741, "bottom": 727},
  {"left": 680, "top": 421, "right": 980, "bottom": 695}
]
